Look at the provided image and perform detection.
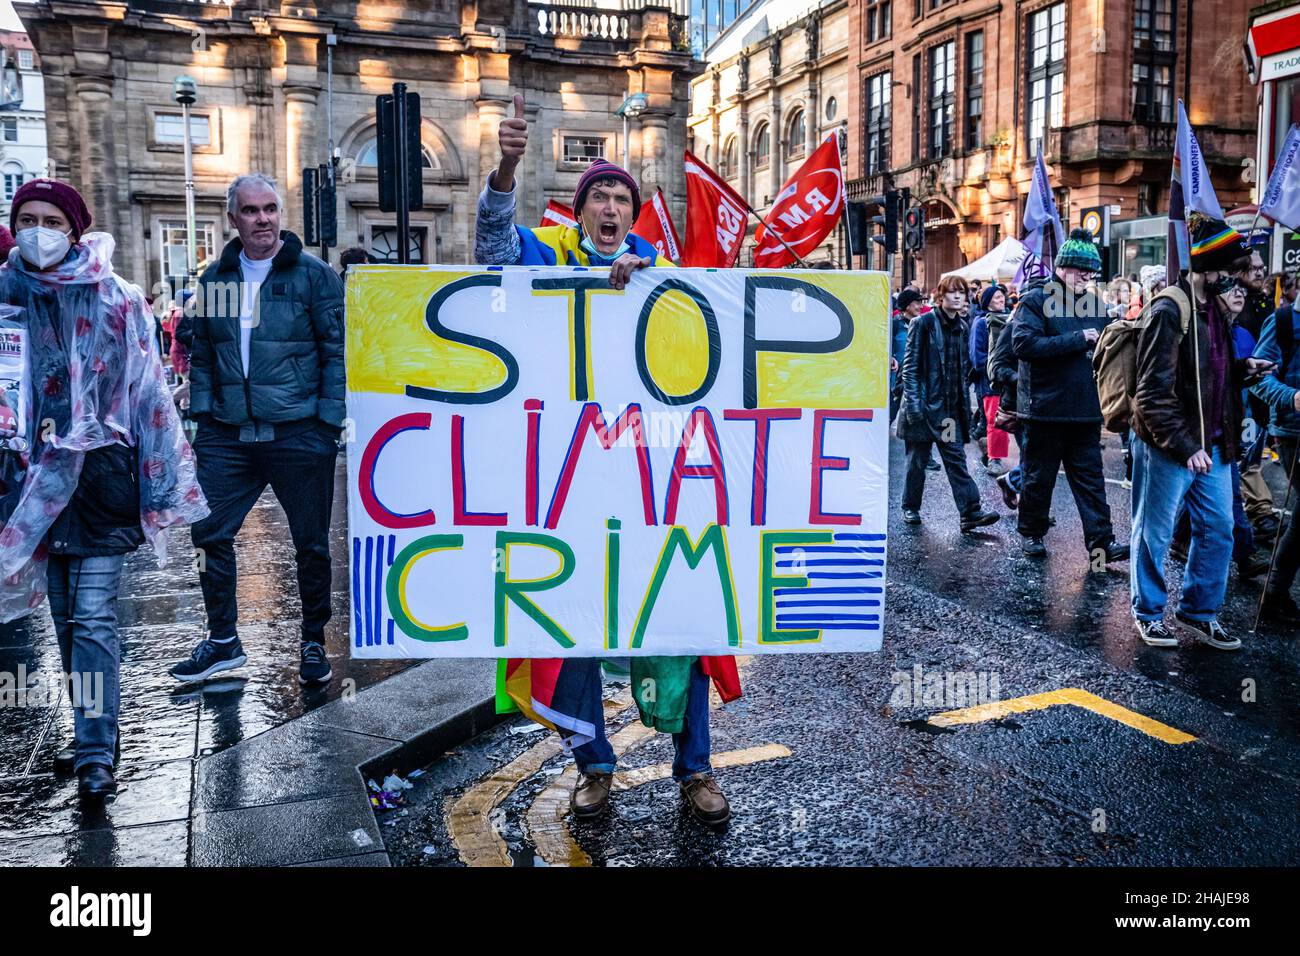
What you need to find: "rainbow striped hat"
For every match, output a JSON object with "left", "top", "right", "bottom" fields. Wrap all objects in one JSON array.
[{"left": 1189, "top": 215, "right": 1250, "bottom": 273}]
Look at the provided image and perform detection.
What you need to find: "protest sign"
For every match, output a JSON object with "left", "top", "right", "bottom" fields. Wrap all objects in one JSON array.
[
  {"left": 0, "top": 306, "right": 28, "bottom": 452},
  {"left": 345, "top": 266, "right": 889, "bottom": 658}
]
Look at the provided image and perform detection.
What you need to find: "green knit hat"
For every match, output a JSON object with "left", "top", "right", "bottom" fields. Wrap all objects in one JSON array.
[{"left": 1056, "top": 227, "right": 1102, "bottom": 273}]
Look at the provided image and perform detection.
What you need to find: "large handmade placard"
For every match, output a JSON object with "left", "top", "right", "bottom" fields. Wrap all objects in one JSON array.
[{"left": 345, "top": 266, "right": 889, "bottom": 658}]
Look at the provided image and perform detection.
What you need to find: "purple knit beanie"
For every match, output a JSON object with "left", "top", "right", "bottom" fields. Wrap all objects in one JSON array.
[
  {"left": 10, "top": 179, "right": 93, "bottom": 240},
  {"left": 572, "top": 159, "right": 641, "bottom": 222}
]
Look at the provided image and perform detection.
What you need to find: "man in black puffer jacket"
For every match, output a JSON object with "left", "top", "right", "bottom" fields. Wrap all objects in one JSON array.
[
  {"left": 170, "top": 173, "right": 345, "bottom": 688},
  {"left": 1011, "top": 229, "right": 1128, "bottom": 565}
]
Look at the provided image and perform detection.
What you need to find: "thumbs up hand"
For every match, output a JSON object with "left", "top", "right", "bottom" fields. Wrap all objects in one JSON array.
[{"left": 494, "top": 93, "right": 528, "bottom": 192}]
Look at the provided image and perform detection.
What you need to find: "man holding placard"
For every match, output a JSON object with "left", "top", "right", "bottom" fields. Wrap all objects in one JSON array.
[{"left": 470, "top": 93, "right": 735, "bottom": 825}]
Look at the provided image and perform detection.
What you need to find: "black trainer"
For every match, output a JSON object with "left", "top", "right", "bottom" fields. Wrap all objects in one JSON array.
[
  {"left": 299, "top": 641, "right": 333, "bottom": 686},
  {"left": 1102, "top": 541, "right": 1131, "bottom": 564},
  {"left": 1021, "top": 536, "right": 1047, "bottom": 558},
  {"left": 925, "top": 457, "right": 941, "bottom": 471},
  {"left": 960, "top": 511, "right": 999, "bottom": 533},
  {"left": 1175, "top": 613, "right": 1241, "bottom": 651},
  {"left": 169, "top": 637, "right": 247, "bottom": 683},
  {"left": 901, "top": 508, "right": 922, "bottom": 525},
  {"left": 1135, "top": 618, "right": 1178, "bottom": 648}
]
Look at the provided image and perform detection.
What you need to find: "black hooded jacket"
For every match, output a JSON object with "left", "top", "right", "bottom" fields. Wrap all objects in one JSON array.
[{"left": 1011, "top": 275, "right": 1110, "bottom": 422}]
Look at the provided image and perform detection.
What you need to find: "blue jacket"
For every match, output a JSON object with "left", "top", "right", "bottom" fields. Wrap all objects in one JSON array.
[
  {"left": 1250, "top": 303, "right": 1300, "bottom": 438},
  {"left": 969, "top": 312, "right": 992, "bottom": 398}
]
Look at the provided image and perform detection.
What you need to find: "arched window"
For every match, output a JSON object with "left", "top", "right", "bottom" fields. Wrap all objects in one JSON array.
[
  {"left": 354, "top": 136, "right": 435, "bottom": 170},
  {"left": 2, "top": 161, "right": 23, "bottom": 200},
  {"left": 786, "top": 109, "right": 806, "bottom": 160},
  {"left": 721, "top": 135, "right": 738, "bottom": 179},
  {"left": 704, "top": 144, "right": 712, "bottom": 165},
  {"left": 754, "top": 123, "right": 770, "bottom": 168}
]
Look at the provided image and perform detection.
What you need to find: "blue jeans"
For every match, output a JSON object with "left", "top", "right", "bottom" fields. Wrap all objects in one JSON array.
[
  {"left": 47, "top": 554, "right": 124, "bottom": 772},
  {"left": 1172, "top": 460, "right": 1255, "bottom": 565},
  {"left": 1130, "top": 437, "right": 1234, "bottom": 622},
  {"left": 571, "top": 659, "right": 712, "bottom": 781}
]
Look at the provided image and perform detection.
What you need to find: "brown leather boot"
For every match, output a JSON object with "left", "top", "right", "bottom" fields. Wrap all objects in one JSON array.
[
  {"left": 570, "top": 771, "right": 613, "bottom": 818},
  {"left": 679, "top": 773, "right": 730, "bottom": 825}
]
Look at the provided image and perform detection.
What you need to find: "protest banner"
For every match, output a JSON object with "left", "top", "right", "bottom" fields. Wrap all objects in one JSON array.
[
  {"left": 345, "top": 266, "right": 889, "bottom": 658},
  {"left": 0, "top": 306, "right": 28, "bottom": 452}
]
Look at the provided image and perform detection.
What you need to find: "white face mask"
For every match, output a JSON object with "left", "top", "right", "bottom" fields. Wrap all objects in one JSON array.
[{"left": 17, "top": 226, "right": 72, "bottom": 269}]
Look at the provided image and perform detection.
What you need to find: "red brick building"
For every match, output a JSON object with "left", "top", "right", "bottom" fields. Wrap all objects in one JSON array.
[{"left": 846, "top": 0, "right": 1258, "bottom": 287}]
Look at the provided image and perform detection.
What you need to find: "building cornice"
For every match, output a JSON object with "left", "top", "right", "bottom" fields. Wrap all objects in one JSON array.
[{"left": 899, "top": 2, "right": 1002, "bottom": 54}]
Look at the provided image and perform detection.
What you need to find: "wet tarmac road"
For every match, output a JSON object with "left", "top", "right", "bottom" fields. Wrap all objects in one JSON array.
[
  {"left": 0, "top": 457, "right": 410, "bottom": 865},
  {"left": 383, "top": 434, "right": 1300, "bottom": 866}
]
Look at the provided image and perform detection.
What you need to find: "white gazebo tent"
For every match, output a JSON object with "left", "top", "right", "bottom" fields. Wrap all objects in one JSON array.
[{"left": 942, "top": 236, "right": 1030, "bottom": 283}]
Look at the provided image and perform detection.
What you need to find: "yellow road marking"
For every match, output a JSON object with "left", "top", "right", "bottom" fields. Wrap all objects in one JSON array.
[
  {"left": 527, "top": 743, "right": 792, "bottom": 867},
  {"left": 928, "top": 688, "right": 1196, "bottom": 745},
  {"left": 612, "top": 743, "right": 793, "bottom": 791},
  {"left": 447, "top": 658, "right": 757, "bottom": 867},
  {"left": 524, "top": 714, "right": 660, "bottom": 867},
  {"left": 445, "top": 695, "right": 626, "bottom": 867}
]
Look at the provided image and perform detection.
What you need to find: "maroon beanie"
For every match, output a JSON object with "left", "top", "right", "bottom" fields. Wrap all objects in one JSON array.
[
  {"left": 572, "top": 159, "right": 641, "bottom": 223},
  {"left": 0, "top": 225, "right": 14, "bottom": 263},
  {"left": 9, "top": 178, "right": 92, "bottom": 240}
]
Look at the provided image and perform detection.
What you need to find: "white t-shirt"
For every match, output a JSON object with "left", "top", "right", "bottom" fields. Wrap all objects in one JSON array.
[{"left": 238, "top": 251, "right": 275, "bottom": 376}]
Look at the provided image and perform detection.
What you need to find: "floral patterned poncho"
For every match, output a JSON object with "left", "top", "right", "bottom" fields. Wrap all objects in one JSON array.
[{"left": 0, "top": 233, "right": 209, "bottom": 622}]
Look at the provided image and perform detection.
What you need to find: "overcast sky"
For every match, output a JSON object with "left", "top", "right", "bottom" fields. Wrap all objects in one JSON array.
[{"left": 1, "top": 3, "right": 22, "bottom": 31}]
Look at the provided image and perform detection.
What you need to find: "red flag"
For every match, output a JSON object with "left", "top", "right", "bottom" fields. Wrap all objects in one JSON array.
[
  {"left": 682, "top": 150, "right": 748, "bottom": 268},
  {"left": 540, "top": 200, "right": 577, "bottom": 229},
  {"left": 631, "top": 188, "right": 682, "bottom": 262},
  {"left": 752, "top": 134, "right": 846, "bottom": 268}
]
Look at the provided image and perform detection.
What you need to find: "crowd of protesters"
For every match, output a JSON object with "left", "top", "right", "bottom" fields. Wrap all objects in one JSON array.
[
  {"left": 0, "top": 124, "right": 1297, "bottom": 828},
  {"left": 892, "top": 217, "right": 1299, "bottom": 654}
]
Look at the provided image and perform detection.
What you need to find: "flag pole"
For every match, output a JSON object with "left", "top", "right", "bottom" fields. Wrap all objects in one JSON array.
[{"left": 743, "top": 202, "right": 811, "bottom": 268}]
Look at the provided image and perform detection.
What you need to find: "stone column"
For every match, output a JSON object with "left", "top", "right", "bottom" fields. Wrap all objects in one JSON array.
[
  {"left": 73, "top": 73, "right": 120, "bottom": 245},
  {"left": 738, "top": 106, "right": 750, "bottom": 200},
  {"left": 769, "top": 99, "right": 783, "bottom": 203},
  {"left": 640, "top": 113, "right": 669, "bottom": 196},
  {"left": 284, "top": 85, "right": 319, "bottom": 233},
  {"left": 805, "top": 81, "right": 818, "bottom": 156}
]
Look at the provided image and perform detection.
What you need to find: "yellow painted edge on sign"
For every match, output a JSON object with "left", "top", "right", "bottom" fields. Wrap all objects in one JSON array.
[{"left": 928, "top": 687, "right": 1196, "bottom": 745}]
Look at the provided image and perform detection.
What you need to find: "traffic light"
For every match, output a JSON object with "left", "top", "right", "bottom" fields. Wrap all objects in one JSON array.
[
  {"left": 846, "top": 201, "right": 869, "bottom": 259},
  {"left": 376, "top": 88, "right": 423, "bottom": 214},
  {"left": 903, "top": 206, "right": 925, "bottom": 252},
  {"left": 302, "top": 166, "right": 319, "bottom": 246},
  {"left": 317, "top": 163, "right": 337, "bottom": 246},
  {"left": 302, "top": 165, "right": 338, "bottom": 249},
  {"left": 868, "top": 190, "right": 899, "bottom": 256}
]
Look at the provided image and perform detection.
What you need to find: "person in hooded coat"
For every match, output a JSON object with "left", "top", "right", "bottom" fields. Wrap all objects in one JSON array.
[{"left": 0, "top": 179, "right": 208, "bottom": 801}]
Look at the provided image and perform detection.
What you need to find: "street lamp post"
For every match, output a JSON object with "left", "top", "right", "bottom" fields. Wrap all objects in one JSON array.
[
  {"left": 616, "top": 92, "right": 649, "bottom": 171},
  {"left": 173, "top": 75, "right": 199, "bottom": 287}
]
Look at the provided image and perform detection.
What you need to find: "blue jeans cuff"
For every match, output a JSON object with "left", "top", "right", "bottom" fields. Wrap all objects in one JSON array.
[{"left": 578, "top": 762, "right": 616, "bottom": 775}]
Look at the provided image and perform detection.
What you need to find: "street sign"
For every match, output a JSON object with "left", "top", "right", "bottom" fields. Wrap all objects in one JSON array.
[{"left": 1080, "top": 205, "right": 1109, "bottom": 245}]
